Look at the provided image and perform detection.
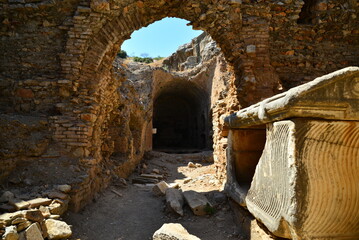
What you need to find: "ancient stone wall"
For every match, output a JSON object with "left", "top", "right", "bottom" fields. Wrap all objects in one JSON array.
[{"left": 1, "top": 0, "right": 358, "bottom": 211}]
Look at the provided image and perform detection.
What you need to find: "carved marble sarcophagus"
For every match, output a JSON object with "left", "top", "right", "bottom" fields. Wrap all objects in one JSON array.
[{"left": 224, "top": 67, "right": 359, "bottom": 239}]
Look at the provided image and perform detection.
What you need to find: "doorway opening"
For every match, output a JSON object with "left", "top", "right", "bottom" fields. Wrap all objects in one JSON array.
[{"left": 153, "top": 80, "right": 211, "bottom": 153}]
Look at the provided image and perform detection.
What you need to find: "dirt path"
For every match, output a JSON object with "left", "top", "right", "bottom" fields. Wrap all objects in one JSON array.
[{"left": 65, "top": 151, "right": 242, "bottom": 240}]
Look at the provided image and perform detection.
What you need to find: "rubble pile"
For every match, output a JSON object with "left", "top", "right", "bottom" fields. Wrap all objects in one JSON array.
[{"left": 0, "top": 185, "right": 72, "bottom": 240}]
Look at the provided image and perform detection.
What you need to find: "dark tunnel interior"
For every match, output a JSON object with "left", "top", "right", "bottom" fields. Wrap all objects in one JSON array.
[{"left": 153, "top": 80, "right": 211, "bottom": 153}]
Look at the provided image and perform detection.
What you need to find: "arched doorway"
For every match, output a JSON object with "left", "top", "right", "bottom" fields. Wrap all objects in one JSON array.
[{"left": 152, "top": 80, "right": 210, "bottom": 152}]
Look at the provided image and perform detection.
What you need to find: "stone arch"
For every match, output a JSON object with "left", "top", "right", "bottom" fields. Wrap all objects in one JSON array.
[
  {"left": 53, "top": 0, "right": 283, "bottom": 209},
  {"left": 57, "top": 0, "right": 248, "bottom": 155},
  {"left": 62, "top": 0, "right": 245, "bottom": 96}
]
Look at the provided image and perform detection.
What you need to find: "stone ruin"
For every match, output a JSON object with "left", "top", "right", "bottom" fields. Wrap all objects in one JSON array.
[
  {"left": 224, "top": 67, "right": 359, "bottom": 239},
  {"left": 0, "top": 0, "right": 359, "bottom": 239}
]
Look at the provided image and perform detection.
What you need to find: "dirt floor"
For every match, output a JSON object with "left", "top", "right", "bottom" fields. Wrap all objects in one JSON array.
[{"left": 65, "top": 151, "right": 274, "bottom": 240}]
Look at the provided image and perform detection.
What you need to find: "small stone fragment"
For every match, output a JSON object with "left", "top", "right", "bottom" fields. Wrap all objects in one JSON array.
[
  {"left": 152, "top": 181, "right": 170, "bottom": 196},
  {"left": 27, "top": 198, "right": 52, "bottom": 208},
  {"left": 39, "top": 206, "right": 51, "bottom": 218},
  {"left": 3, "top": 226, "right": 19, "bottom": 240},
  {"left": 48, "top": 199, "right": 68, "bottom": 215},
  {"left": 46, "top": 191, "right": 68, "bottom": 200},
  {"left": 165, "top": 189, "right": 184, "bottom": 216},
  {"left": 45, "top": 219, "right": 72, "bottom": 240},
  {"left": 9, "top": 199, "right": 30, "bottom": 211},
  {"left": 183, "top": 191, "right": 213, "bottom": 216},
  {"left": 140, "top": 174, "right": 163, "bottom": 180},
  {"left": 152, "top": 169, "right": 160, "bottom": 174},
  {"left": 195, "top": 163, "right": 202, "bottom": 168},
  {"left": 0, "top": 212, "right": 24, "bottom": 225},
  {"left": 153, "top": 223, "right": 201, "bottom": 240},
  {"left": 56, "top": 185, "right": 71, "bottom": 193},
  {"left": 187, "top": 162, "right": 196, "bottom": 168},
  {"left": 25, "top": 209, "right": 44, "bottom": 222},
  {"left": 16, "top": 221, "right": 31, "bottom": 232},
  {"left": 11, "top": 217, "right": 26, "bottom": 225},
  {"left": 25, "top": 223, "right": 44, "bottom": 240}
]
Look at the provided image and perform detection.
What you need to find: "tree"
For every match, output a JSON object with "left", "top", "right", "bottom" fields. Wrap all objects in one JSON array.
[{"left": 117, "top": 50, "right": 128, "bottom": 58}]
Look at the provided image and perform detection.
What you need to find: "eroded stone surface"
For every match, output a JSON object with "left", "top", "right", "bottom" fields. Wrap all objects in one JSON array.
[
  {"left": 225, "top": 69, "right": 359, "bottom": 239},
  {"left": 245, "top": 120, "right": 359, "bottom": 239},
  {"left": 45, "top": 219, "right": 72, "bottom": 240}
]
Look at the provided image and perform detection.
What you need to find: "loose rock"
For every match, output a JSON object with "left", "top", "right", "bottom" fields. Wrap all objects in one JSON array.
[
  {"left": 48, "top": 200, "right": 67, "bottom": 216},
  {"left": 27, "top": 198, "right": 52, "bottom": 208},
  {"left": 25, "top": 223, "right": 44, "bottom": 240},
  {"left": 183, "top": 191, "right": 213, "bottom": 216},
  {"left": 9, "top": 200, "right": 30, "bottom": 211},
  {"left": 153, "top": 223, "right": 201, "bottom": 240},
  {"left": 152, "top": 181, "right": 169, "bottom": 196},
  {"left": 16, "top": 221, "right": 31, "bottom": 232},
  {"left": 187, "top": 162, "right": 196, "bottom": 168},
  {"left": 3, "top": 226, "right": 19, "bottom": 240},
  {"left": 45, "top": 219, "right": 72, "bottom": 240},
  {"left": 25, "top": 210, "right": 44, "bottom": 222},
  {"left": 165, "top": 189, "right": 184, "bottom": 216}
]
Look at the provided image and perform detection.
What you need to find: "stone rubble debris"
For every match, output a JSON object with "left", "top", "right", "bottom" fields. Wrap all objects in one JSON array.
[
  {"left": 140, "top": 174, "right": 164, "bottom": 180},
  {"left": 153, "top": 223, "right": 201, "bottom": 240},
  {"left": 25, "top": 223, "right": 43, "bottom": 240},
  {"left": 152, "top": 181, "right": 170, "bottom": 196},
  {"left": 187, "top": 162, "right": 203, "bottom": 168},
  {"left": 183, "top": 191, "right": 213, "bottom": 216},
  {"left": 45, "top": 219, "right": 72, "bottom": 240},
  {"left": 0, "top": 186, "right": 72, "bottom": 240},
  {"left": 165, "top": 189, "right": 184, "bottom": 216}
]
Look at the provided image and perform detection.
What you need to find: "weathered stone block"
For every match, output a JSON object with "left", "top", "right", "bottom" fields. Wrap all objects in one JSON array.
[
  {"left": 153, "top": 223, "right": 200, "bottom": 240},
  {"left": 245, "top": 120, "right": 359, "bottom": 239},
  {"left": 183, "top": 191, "right": 212, "bottom": 216},
  {"left": 165, "top": 188, "right": 184, "bottom": 216},
  {"left": 45, "top": 219, "right": 72, "bottom": 240},
  {"left": 225, "top": 68, "right": 359, "bottom": 239},
  {"left": 27, "top": 198, "right": 52, "bottom": 208},
  {"left": 25, "top": 223, "right": 44, "bottom": 240},
  {"left": 152, "top": 181, "right": 169, "bottom": 196}
]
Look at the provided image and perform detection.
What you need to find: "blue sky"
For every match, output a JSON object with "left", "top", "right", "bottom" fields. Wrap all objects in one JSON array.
[{"left": 121, "top": 17, "right": 203, "bottom": 58}]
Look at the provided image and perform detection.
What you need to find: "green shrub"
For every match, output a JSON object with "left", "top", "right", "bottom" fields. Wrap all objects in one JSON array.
[
  {"left": 133, "top": 56, "right": 153, "bottom": 63},
  {"left": 117, "top": 50, "right": 128, "bottom": 58}
]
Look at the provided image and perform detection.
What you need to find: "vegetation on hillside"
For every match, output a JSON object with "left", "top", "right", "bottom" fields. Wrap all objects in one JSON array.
[
  {"left": 117, "top": 50, "right": 164, "bottom": 63},
  {"left": 117, "top": 50, "right": 128, "bottom": 58}
]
